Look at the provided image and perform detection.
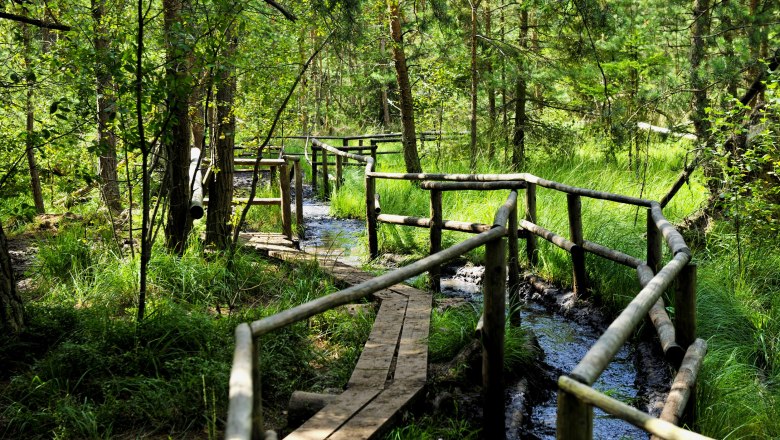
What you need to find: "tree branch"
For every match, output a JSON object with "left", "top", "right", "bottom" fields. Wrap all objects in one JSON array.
[
  {"left": 263, "top": 0, "right": 297, "bottom": 21},
  {"left": 0, "top": 11, "right": 71, "bottom": 31}
]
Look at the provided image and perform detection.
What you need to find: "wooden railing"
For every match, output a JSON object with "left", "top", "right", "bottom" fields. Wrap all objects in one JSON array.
[
  {"left": 226, "top": 138, "right": 710, "bottom": 440},
  {"left": 189, "top": 148, "right": 304, "bottom": 240}
]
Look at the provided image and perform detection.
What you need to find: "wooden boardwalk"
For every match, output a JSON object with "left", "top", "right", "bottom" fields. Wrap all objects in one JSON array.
[{"left": 243, "top": 234, "right": 432, "bottom": 440}]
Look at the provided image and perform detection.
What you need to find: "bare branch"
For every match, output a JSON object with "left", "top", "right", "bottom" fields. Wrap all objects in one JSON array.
[
  {"left": 0, "top": 11, "right": 71, "bottom": 31},
  {"left": 263, "top": 0, "right": 297, "bottom": 21}
]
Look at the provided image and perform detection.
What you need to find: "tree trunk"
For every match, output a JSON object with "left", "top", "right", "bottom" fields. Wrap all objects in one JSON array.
[
  {"left": 206, "top": 30, "right": 237, "bottom": 249},
  {"left": 387, "top": 0, "right": 422, "bottom": 173},
  {"left": 0, "top": 223, "right": 23, "bottom": 333},
  {"left": 484, "top": 1, "right": 496, "bottom": 162},
  {"left": 469, "top": 0, "right": 481, "bottom": 171},
  {"left": 512, "top": 9, "right": 529, "bottom": 170},
  {"left": 163, "top": 0, "right": 193, "bottom": 254},
  {"left": 22, "top": 23, "right": 45, "bottom": 214},
  {"left": 92, "top": 0, "right": 122, "bottom": 213},
  {"left": 380, "top": 37, "right": 392, "bottom": 130},
  {"left": 690, "top": 0, "right": 711, "bottom": 145}
]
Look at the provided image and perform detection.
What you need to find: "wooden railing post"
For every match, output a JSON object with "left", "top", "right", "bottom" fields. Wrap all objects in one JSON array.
[
  {"left": 508, "top": 199, "right": 520, "bottom": 326},
  {"left": 557, "top": 386, "right": 593, "bottom": 440},
  {"left": 321, "top": 147, "right": 330, "bottom": 199},
  {"left": 335, "top": 155, "right": 343, "bottom": 191},
  {"left": 366, "top": 172, "right": 378, "bottom": 260},
  {"left": 311, "top": 146, "right": 318, "bottom": 191},
  {"left": 294, "top": 159, "right": 304, "bottom": 239},
  {"left": 252, "top": 338, "right": 263, "bottom": 440},
  {"left": 482, "top": 235, "right": 506, "bottom": 440},
  {"left": 675, "top": 263, "right": 698, "bottom": 428},
  {"left": 429, "top": 189, "right": 443, "bottom": 292},
  {"left": 280, "top": 163, "right": 292, "bottom": 239},
  {"left": 370, "top": 139, "right": 378, "bottom": 163},
  {"left": 647, "top": 208, "right": 663, "bottom": 273},
  {"left": 567, "top": 194, "right": 588, "bottom": 295},
  {"left": 525, "top": 182, "right": 539, "bottom": 265},
  {"left": 675, "top": 263, "right": 697, "bottom": 348}
]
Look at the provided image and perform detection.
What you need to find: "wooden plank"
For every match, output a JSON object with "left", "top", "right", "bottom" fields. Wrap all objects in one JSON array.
[
  {"left": 392, "top": 290, "right": 431, "bottom": 385},
  {"left": 326, "top": 384, "right": 425, "bottom": 440},
  {"left": 283, "top": 388, "right": 380, "bottom": 440},
  {"left": 348, "top": 296, "right": 408, "bottom": 389}
]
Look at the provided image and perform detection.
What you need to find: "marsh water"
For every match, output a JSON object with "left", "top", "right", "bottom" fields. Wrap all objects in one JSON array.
[{"left": 240, "top": 174, "right": 649, "bottom": 438}]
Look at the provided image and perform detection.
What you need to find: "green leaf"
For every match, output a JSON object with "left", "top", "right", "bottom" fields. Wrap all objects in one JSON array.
[{"left": 49, "top": 101, "right": 60, "bottom": 114}]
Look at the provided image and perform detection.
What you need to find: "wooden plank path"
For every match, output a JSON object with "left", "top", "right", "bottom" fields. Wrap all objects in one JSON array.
[{"left": 242, "top": 234, "right": 432, "bottom": 440}]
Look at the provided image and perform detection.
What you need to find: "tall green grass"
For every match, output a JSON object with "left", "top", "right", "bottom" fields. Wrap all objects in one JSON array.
[{"left": 327, "top": 134, "right": 780, "bottom": 437}]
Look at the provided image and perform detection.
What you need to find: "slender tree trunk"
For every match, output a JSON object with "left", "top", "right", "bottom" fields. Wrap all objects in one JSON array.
[
  {"left": 0, "top": 223, "right": 23, "bottom": 333},
  {"left": 387, "top": 0, "right": 422, "bottom": 173},
  {"left": 512, "top": 9, "right": 528, "bottom": 170},
  {"left": 484, "top": 1, "right": 496, "bottom": 161},
  {"left": 163, "top": 0, "right": 193, "bottom": 254},
  {"left": 206, "top": 30, "right": 237, "bottom": 249},
  {"left": 690, "top": 0, "right": 711, "bottom": 145},
  {"left": 380, "top": 37, "right": 392, "bottom": 130},
  {"left": 92, "top": 0, "right": 122, "bottom": 213},
  {"left": 747, "top": 0, "right": 768, "bottom": 105},
  {"left": 190, "top": 76, "right": 206, "bottom": 151},
  {"left": 22, "top": 24, "right": 45, "bottom": 214},
  {"left": 136, "top": 0, "right": 149, "bottom": 322},
  {"left": 469, "top": 0, "right": 481, "bottom": 171},
  {"left": 500, "top": 4, "right": 508, "bottom": 148}
]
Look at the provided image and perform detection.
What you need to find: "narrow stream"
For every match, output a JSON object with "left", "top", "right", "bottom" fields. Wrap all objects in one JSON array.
[{"left": 247, "top": 177, "right": 650, "bottom": 438}]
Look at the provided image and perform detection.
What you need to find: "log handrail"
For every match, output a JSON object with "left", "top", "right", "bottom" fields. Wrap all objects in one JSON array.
[{"left": 227, "top": 135, "right": 705, "bottom": 440}]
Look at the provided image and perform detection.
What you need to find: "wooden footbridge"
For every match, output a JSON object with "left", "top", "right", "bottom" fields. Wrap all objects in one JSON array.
[{"left": 222, "top": 135, "right": 712, "bottom": 440}]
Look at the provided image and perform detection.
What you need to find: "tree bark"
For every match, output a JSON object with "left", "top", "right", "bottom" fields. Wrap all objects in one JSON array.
[
  {"left": 387, "top": 0, "right": 422, "bottom": 173},
  {"left": 469, "top": 0, "right": 481, "bottom": 171},
  {"left": 92, "top": 0, "right": 122, "bottom": 213},
  {"left": 163, "top": 0, "right": 193, "bottom": 254},
  {"left": 380, "top": 37, "right": 392, "bottom": 130},
  {"left": 206, "top": 30, "right": 237, "bottom": 249},
  {"left": 484, "top": 1, "right": 496, "bottom": 161},
  {"left": 22, "top": 23, "right": 45, "bottom": 214},
  {"left": 511, "top": 8, "right": 529, "bottom": 170},
  {"left": 0, "top": 223, "right": 23, "bottom": 333},
  {"left": 690, "top": 0, "right": 713, "bottom": 191}
]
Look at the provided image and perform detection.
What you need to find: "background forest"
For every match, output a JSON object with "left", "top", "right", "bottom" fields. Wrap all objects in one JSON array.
[{"left": 0, "top": 0, "right": 778, "bottom": 438}]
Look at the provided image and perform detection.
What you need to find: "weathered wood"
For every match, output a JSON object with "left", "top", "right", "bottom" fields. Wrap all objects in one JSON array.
[
  {"left": 419, "top": 180, "right": 527, "bottom": 191},
  {"left": 520, "top": 219, "right": 576, "bottom": 252},
  {"left": 284, "top": 388, "right": 381, "bottom": 440},
  {"left": 393, "top": 290, "right": 432, "bottom": 385},
  {"left": 326, "top": 384, "right": 424, "bottom": 440},
  {"left": 558, "top": 376, "right": 713, "bottom": 440},
  {"left": 374, "top": 193, "right": 381, "bottom": 214},
  {"left": 280, "top": 164, "right": 292, "bottom": 239},
  {"left": 647, "top": 209, "right": 663, "bottom": 273},
  {"left": 429, "top": 190, "right": 443, "bottom": 292},
  {"left": 508, "top": 199, "right": 520, "bottom": 326},
  {"left": 203, "top": 197, "right": 281, "bottom": 206},
  {"left": 203, "top": 157, "right": 286, "bottom": 167},
  {"left": 335, "top": 155, "right": 343, "bottom": 190},
  {"left": 493, "top": 190, "right": 518, "bottom": 228},
  {"left": 293, "top": 159, "right": 304, "bottom": 238},
  {"left": 366, "top": 173, "right": 378, "bottom": 260},
  {"left": 311, "top": 147, "right": 318, "bottom": 190},
  {"left": 483, "top": 236, "right": 506, "bottom": 440},
  {"left": 367, "top": 172, "right": 653, "bottom": 207},
  {"left": 525, "top": 182, "right": 538, "bottom": 265},
  {"left": 377, "top": 214, "right": 498, "bottom": 234},
  {"left": 249, "top": 227, "right": 506, "bottom": 337},
  {"left": 557, "top": 386, "right": 593, "bottom": 440},
  {"left": 581, "top": 240, "right": 643, "bottom": 268},
  {"left": 650, "top": 202, "right": 691, "bottom": 256},
  {"left": 348, "top": 295, "right": 407, "bottom": 389},
  {"left": 653, "top": 339, "right": 707, "bottom": 438},
  {"left": 570, "top": 252, "right": 690, "bottom": 385},
  {"left": 675, "top": 264, "right": 697, "bottom": 348},
  {"left": 321, "top": 147, "right": 330, "bottom": 198},
  {"left": 567, "top": 194, "right": 588, "bottom": 296},
  {"left": 638, "top": 264, "right": 685, "bottom": 366},
  {"left": 226, "top": 324, "right": 254, "bottom": 440},
  {"left": 189, "top": 148, "right": 204, "bottom": 219}
]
